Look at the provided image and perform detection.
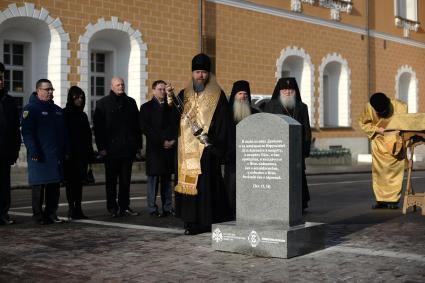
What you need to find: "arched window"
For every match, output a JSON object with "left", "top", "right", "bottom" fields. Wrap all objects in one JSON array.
[
  {"left": 319, "top": 53, "right": 351, "bottom": 127},
  {"left": 78, "top": 17, "right": 148, "bottom": 120},
  {"left": 276, "top": 46, "right": 315, "bottom": 125},
  {"left": 395, "top": 65, "right": 418, "bottom": 113},
  {"left": 0, "top": 3, "right": 70, "bottom": 108}
]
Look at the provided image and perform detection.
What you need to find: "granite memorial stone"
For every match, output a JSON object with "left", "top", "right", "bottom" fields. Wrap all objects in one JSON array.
[{"left": 212, "top": 113, "right": 325, "bottom": 258}]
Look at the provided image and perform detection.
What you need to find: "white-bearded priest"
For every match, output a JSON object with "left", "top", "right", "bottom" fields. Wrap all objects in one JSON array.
[
  {"left": 264, "top": 78, "right": 311, "bottom": 212},
  {"left": 225, "top": 80, "right": 259, "bottom": 219},
  {"left": 359, "top": 92, "right": 407, "bottom": 209},
  {"left": 166, "top": 53, "right": 231, "bottom": 235}
]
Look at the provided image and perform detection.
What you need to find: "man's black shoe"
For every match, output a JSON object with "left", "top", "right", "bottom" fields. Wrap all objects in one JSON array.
[
  {"left": 119, "top": 208, "right": 139, "bottom": 216},
  {"left": 72, "top": 209, "right": 89, "bottom": 220},
  {"left": 372, "top": 202, "right": 388, "bottom": 209},
  {"left": 159, "top": 210, "right": 175, "bottom": 217},
  {"left": 52, "top": 216, "right": 65, "bottom": 223},
  {"left": 184, "top": 228, "right": 199, "bottom": 235},
  {"left": 109, "top": 209, "right": 119, "bottom": 218},
  {"left": 73, "top": 213, "right": 89, "bottom": 220},
  {"left": 150, "top": 211, "right": 160, "bottom": 217},
  {"left": 388, "top": 203, "right": 399, "bottom": 209},
  {"left": 0, "top": 216, "right": 15, "bottom": 225},
  {"left": 40, "top": 217, "right": 54, "bottom": 225},
  {"left": 33, "top": 214, "right": 43, "bottom": 224}
]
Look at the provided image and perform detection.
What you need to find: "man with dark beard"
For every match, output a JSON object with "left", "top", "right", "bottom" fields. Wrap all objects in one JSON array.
[
  {"left": 166, "top": 53, "right": 231, "bottom": 235},
  {"left": 225, "top": 80, "right": 258, "bottom": 218},
  {"left": 265, "top": 77, "right": 311, "bottom": 212}
]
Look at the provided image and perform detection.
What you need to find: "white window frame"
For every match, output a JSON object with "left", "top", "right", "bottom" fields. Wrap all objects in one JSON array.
[
  {"left": 89, "top": 51, "right": 110, "bottom": 120},
  {"left": 394, "top": 0, "right": 418, "bottom": 21},
  {"left": 3, "top": 42, "right": 26, "bottom": 111}
]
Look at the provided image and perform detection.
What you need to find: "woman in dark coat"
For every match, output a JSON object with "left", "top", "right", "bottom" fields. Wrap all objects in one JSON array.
[{"left": 63, "top": 86, "right": 94, "bottom": 220}]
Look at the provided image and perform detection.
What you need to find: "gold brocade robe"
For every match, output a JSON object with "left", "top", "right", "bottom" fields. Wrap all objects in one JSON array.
[
  {"left": 175, "top": 75, "right": 221, "bottom": 196},
  {"left": 358, "top": 99, "right": 407, "bottom": 202}
]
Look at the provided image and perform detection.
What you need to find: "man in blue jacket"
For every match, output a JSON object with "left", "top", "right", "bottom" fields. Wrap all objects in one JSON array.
[{"left": 21, "top": 79, "right": 67, "bottom": 224}]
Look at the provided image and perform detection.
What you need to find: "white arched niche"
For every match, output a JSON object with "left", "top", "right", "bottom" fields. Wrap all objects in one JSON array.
[
  {"left": 395, "top": 65, "right": 418, "bottom": 113},
  {"left": 0, "top": 3, "right": 70, "bottom": 107},
  {"left": 78, "top": 17, "right": 148, "bottom": 118},
  {"left": 276, "top": 46, "right": 315, "bottom": 125},
  {"left": 319, "top": 53, "right": 351, "bottom": 127}
]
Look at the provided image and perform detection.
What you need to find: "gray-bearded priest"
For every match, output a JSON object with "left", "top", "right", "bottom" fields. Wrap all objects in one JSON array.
[
  {"left": 166, "top": 53, "right": 231, "bottom": 235},
  {"left": 265, "top": 77, "right": 311, "bottom": 212}
]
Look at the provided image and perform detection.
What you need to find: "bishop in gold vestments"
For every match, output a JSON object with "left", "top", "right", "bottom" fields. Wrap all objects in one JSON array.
[
  {"left": 166, "top": 53, "right": 232, "bottom": 235},
  {"left": 359, "top": 92, "right": 407, "bottom": 209}
]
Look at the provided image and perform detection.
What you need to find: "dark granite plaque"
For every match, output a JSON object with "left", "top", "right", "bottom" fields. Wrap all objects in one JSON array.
[{"left": 212, "top": 113, "right": 325, "bottom": 258}]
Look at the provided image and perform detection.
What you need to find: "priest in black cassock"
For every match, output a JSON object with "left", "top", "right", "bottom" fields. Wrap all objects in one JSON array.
[
  {"left": 225, "top": 80, "right": 259, "bottom": 219},
  {"left": 166, "top": 53, "right": 232, "bottom": 235},
  {"left": 265, "top": 77, "right": 311, "bottom": 212}
]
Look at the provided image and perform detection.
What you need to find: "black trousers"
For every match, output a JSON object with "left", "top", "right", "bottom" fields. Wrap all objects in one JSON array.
[
  {"left": 104, "top": 158, "right": 133, "bottom": 212},
  {"left": 66, "top": 180, "right": 83, "bottom": 210},
  {"left": 32, "top": 183, "right": 60, "bottom": 220},
  {"left": 302, "top": 170, "right": 310, "bottom": 210},
  {"left": 0, "top": 161, "right": 11, "bottom": 218},
  {"left": 64, "top": 159, "right": 87, "bottom": 211},
  {"left": 224, "top": 169, "right": 236, "bottom": 220}
]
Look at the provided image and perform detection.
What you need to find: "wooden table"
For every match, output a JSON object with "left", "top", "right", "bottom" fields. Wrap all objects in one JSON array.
[{"left": 401, "top": 131, "right": 425, "bottom": 215}]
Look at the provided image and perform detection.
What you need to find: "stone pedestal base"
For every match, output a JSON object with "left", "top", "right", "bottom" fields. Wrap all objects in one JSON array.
[{"left": 212, "top": 221, "right": 325, "bottom": 259}]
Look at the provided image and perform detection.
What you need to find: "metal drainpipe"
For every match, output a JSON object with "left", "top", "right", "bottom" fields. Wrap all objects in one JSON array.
[
  {"left": 366, "top": 0, "right": 370, "bottom": 98},
  {"left": 199, "top": 0, "right": 203, "bottom": 53},
  {"left": 366, "top": 0, "right": 371, "bottom": 155}
]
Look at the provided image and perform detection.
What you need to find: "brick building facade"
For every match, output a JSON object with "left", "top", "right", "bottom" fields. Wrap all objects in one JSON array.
[{"left": 1, "top": 0, "right": 424, "bottom": 161}]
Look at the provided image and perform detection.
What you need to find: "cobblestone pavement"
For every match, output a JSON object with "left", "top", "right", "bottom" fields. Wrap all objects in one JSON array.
[
  {"left": 1, "top": 220, "right": 425, "bottom": 282},
  {"left": 2, "top": 173, "right": 425, "bottom": 282}
]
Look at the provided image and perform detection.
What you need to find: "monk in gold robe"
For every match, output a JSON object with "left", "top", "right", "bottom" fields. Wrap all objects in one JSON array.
[{"left": 359, "top": 92, "right": 407, "bottom": 209}]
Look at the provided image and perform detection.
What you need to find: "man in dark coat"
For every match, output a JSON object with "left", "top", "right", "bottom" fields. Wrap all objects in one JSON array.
[
  {"left": 225, "top": 80, "right": 259, "bottom": 218},
  {"left": 264, "top": 77, "right": 311, "bottom": 212},
  {"left": 0, "top": 62, "right": 21, "bottom": 225},
  {"left": 93, "top": 77, "right": 142, "bottom": 217},
  {"left": 64, "top": 86, "right": 94, "bottom": 220},
  {"left": 166, "top": 53, "right": 232, "bottom": 235},
  {"left": 140, "top": 80, "right": 179, "bottom": 217},
  {"left": 21, "top": 79, "right": 67, "bottom": 224}
]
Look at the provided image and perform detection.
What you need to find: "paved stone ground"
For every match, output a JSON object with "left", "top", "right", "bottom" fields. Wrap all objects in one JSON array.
[
  {"left": 1, "top": 217, "right": 425, "bottom": 282},
  {"left": 2, "top": 173, "right": 425, "bottom": 282}
]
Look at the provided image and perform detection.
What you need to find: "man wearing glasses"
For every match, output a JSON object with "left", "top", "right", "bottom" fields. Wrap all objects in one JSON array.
[
  {"left": 0, "top": 62, "right": 21, "bottom": 225},
  {"left": 21, "top": 79, "right": 67, "bottom": 224}
]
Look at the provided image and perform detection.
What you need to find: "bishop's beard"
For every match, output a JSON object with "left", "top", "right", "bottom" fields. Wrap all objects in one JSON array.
[
  {"left": 233, "top": 99, "right": 252, "bottom": 123},
  {"left": 193, "top": 78, "right": 209, "bottom": 93},
  {"left": 279, "top": 95, "right": 296, "bottom": 110}
]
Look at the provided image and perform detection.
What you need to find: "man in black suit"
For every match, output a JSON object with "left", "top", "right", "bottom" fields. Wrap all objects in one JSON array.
[
  {"left": 140, "top": 80, "right": 178, "bottom": 217},
  {"left": 93, "top": 77, "right": 142, "bottom": 217},
  {"left": 0, "top": 62, "right": 21, "bottom": 225}
]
